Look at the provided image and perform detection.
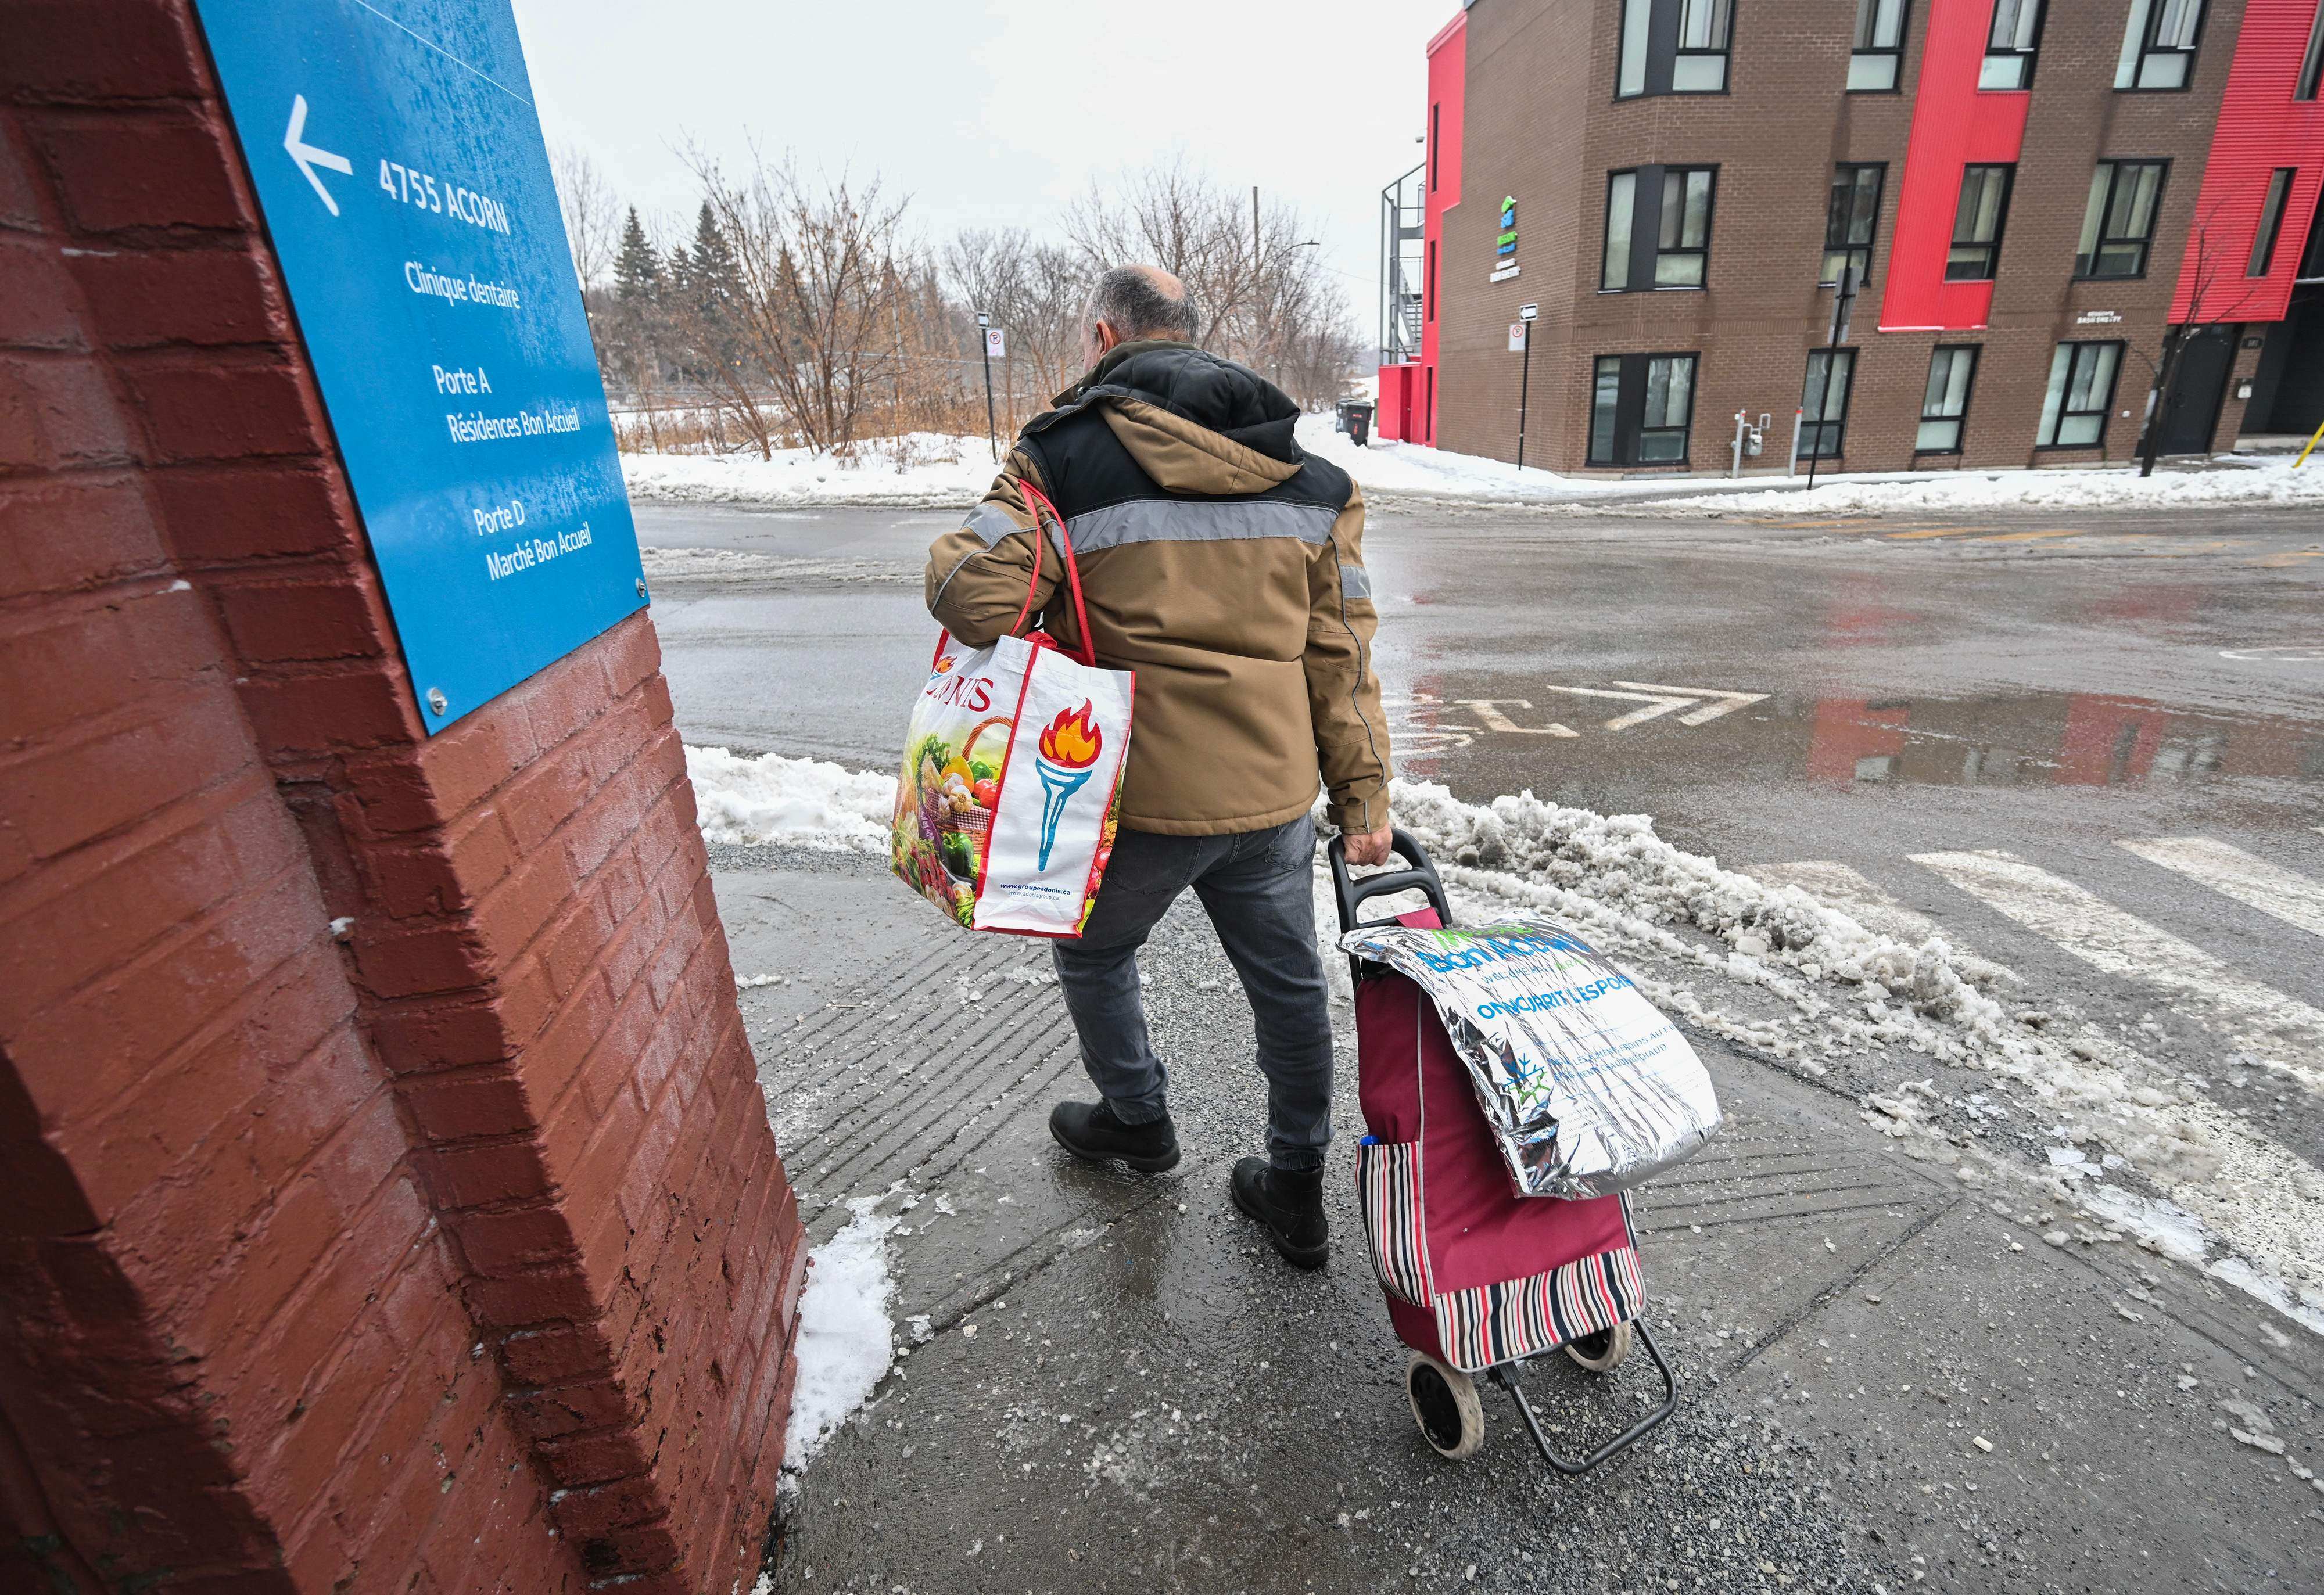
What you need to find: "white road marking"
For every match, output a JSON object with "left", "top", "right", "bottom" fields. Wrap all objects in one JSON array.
[
  {"left": 2117, "top": 837, "right": 2324, "bottom": 942},
  {"left": 1609, "top": 682, "right": 1772, "bottom": 726},
  {"left": 1541, "top": 684, "right": 1700, "bottom": 731},
  {"left": 1454, "top": 700, "right": 1577, "bottom": 737},
  {"left": 1913, "top": 850, "right": 2324, "bottom": 1088},
  {"left": 1752, "top": 861, "right": 1949, "bottom": 946},
  {"left": 1754, "top": 860, "right": 2017, "bottom": 987}
]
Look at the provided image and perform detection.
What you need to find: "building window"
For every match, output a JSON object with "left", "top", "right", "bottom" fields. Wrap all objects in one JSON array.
[
  {"left": 1917, "top": 345, "right": 1978, "bottom": 453},
  {"left": 2115, "top": 0, "right": 2206, "bottom": 92},
  {"left": 1849, "top": 0, "right": 1909, "bottom": 91},
  {"left": 1589, "top": 353, "right": 1698, "bottom": 465},
  {"left": 2301, "top": 188, "right": 2324, "bottom": 278},
  {"left": 2250, "top": 168, "right": 2296, "bottom": 276},
  {"left": 1618, "top": 0, "right": 1733, "bottom": 98},
  {"left": 1429, "top": 103, "right": 1440, "bottom": 191},
  {"left": 1800, "top": 349, "right": 1856, "bottom": 458},
  {"left": 1823, "top": 164, "right": 1885, "bottom": 286},
  {"left": 1948, "top": 164, "right": 2013, "bottom": 281},
  {"left": 2038, "top": 341, "right": 2123, "bottom": 448},
  {"left": 2076, "top": 160, "right": 2167, "bottom": 279},
  {"left": 1981, "top": 0, "right": 2045, "bottom": 89},
  {"left": 2301, "top": 3, "right": 2324, "bottom": 100},
  {"left": 1425, "top": 240, "right": 1436, "bottom": 321},
  {"left": 1602, "top": 167, "right": 1716, "bottom": 291}
]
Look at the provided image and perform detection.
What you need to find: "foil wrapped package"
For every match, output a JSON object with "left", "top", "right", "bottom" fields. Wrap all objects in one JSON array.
[{"left": 1340, "top": 914, "right": 1720, "bottom": 1198}]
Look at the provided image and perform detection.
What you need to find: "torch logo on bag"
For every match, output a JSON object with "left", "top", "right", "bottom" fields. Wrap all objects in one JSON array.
[{"left": 1034, "top": 702, "right": 1103, "bottom": 868}]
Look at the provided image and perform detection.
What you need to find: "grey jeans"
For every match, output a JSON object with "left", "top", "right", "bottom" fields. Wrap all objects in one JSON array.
[{"left": 1051, "top": 815, "right": 1333, "bottom": 1172}]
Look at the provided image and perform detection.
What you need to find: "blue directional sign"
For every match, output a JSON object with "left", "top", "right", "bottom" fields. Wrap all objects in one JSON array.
[{"left": 192, "top": 0, "right": 646, "bottom": 732}]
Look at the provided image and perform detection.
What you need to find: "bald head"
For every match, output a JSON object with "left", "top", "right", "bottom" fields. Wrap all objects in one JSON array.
[{"left": 1083, "top": 264, "right": 1199, "bottom": 365}]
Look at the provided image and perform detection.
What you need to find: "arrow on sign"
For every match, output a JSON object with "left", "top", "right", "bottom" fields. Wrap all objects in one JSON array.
[
  {"left": 283, "top": 94, "right": 352, "bottom": 215},
  {"left": 1541, "top": 682, "right": 1770, "bottom": 731}
]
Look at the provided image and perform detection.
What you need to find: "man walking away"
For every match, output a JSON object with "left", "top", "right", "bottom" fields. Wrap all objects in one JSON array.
[{"left": 922, "top": 265, "right": 1393, "bottom": 1268}]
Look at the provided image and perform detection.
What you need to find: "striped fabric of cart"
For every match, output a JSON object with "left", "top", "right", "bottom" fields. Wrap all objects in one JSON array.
[{"left": 1432, "top": 1244, "right": 1645, "bottom": 1373}]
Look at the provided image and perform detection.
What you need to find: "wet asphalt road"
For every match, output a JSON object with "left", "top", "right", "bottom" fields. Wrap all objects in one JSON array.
[
  {"left": 640, "top": 493, "right": 2324, "bottom": 1103},
  {"left": 656, "top": 492, "right": 2324, "bottom": 1592}
]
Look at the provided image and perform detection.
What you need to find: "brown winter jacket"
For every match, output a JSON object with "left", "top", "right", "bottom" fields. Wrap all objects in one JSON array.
[{"left": 923, "top": 340, "right": 1390, "bottom": 837}]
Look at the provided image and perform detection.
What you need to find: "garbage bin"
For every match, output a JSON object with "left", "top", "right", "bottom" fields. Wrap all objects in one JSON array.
[{"left": 1336, "top": 400, "right": 1376, "bottom": 448}]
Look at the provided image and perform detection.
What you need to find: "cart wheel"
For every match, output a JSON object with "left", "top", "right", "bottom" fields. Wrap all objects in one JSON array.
[
  {"left": 1405, "top": 1352, "right": 1485, "bottom": 1460},
  {"left": 1563, "top": 1322, "right": 1634, "bottom": 1373}
]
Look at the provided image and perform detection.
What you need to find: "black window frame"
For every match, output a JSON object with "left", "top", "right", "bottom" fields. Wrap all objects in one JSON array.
[
  {"left": 1823, "top": 163, "right": 1887, "bottom": 287},
  {"left": 1587, "top": 351, "right": 1701, "bottom": 466},
  {"left": 2036, "top": 340, "right": 2125, "bottom": 450},
  {"left": 1616, "top": 0, "right": 1736, "bottom": 99},
  {"left": 1981, "top": 0, "right": 2046, "bottom": 89},
  {"left": 2250, "top": 167, "right": 2296, "bottom": 277},
  {"left": 2075, "top": 159, "right": 2169, "bottom": 280},
  {"left": 1916, "top": 344, "right": 1980, "bottom": 456},
  {"left": 1600, "top": 165, "right": 1719, "bottom": 292},
  {"left": 1429, "top": 103, "right": 1441, "bottom": 191},
  {"left": 1799, "top": 347, "right": 1857, "bottom": 459},
  {"left": 1425, "top": 239, "right": 1436, "bottom": 322},
  {"left": 2118, "top": 0, "right": 2208, "bottom": 93},
  {"left": 2300, "top": 2, "right": 2324, "bottom": 100},
  {"left": 1849, "top": 0, "right": 1910, "bottom": 93},
  {"left": 1947, "top": 163, "right": 2014, "bottom": 282}
]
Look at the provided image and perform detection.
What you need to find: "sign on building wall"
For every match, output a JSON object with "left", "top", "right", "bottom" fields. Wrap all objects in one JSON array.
[
  {"left": 192, "top": 0, "right": 647, "bottom": 732},
  {"left": 1488, "top": 193, "right": 1520, "bottom": 282}
]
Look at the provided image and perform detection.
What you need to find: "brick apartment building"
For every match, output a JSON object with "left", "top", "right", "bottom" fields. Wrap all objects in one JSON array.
[{"left": 1376, "top": 0, "right": 2324, "bottom": 476}]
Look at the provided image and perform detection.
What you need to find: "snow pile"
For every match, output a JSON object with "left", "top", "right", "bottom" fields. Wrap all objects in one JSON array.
[
  {"left": 782, "top": 1197, "right": 902, "bottom": 1469},
  {"left": 622, "top": 434, "right": 998, "bottom": 509},
  {"left": 640, "top": 546, "right": 913, "bottom": 584},
  {"left": 681, "top": 745, "right": 2323, "bottom": 1333},
  {"left": 1665, "top": 457, "right": 2324, "bottom": 516},
  {"left": 1292, "top": 414, "right": 1619, "bottom": 504},
  {"left": 685, "top": 746, "right": 895, "bottom": 853},
  {"left": 1382, "top": 778, "right": 2324, "bottom": 1329}
]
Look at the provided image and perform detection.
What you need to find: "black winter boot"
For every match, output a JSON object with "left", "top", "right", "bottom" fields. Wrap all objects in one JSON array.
[
  {"left": 1049, "top": 1100, "right": 1181, "bottom": 1172},
  {"left": 1229, "top": 1157, "right": 1328, "bottom": 1269}
]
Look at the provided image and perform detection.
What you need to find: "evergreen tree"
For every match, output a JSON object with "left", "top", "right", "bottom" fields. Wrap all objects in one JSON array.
[
  {"left": 613, "top": 207, "right": 661, "bottom": 303},
  {"left": 687, "top": 203, "right": 739, "bottom": 301}
]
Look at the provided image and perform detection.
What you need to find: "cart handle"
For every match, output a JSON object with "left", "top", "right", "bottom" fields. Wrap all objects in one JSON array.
[{"left": 1328, "top": 829, "right": 1451, "bottom": 985}]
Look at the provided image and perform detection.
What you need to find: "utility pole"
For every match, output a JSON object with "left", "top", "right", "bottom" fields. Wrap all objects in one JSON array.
[
  {"left": 1515, "top": 303, "right": 1538, "bottom": 471},
  {"left": 1807, "top": 263, "right": 1856, "bottom": 492},
  {"left": 975, "top": 310, "right": 998, "bottom": 463}
]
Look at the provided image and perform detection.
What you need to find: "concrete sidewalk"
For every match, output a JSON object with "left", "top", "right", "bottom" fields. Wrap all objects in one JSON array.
[{"left": 713, "top": 846, "right": 2322, "bottom": 1595}]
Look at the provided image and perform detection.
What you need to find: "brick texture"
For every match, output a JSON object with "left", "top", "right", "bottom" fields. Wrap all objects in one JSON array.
[
  {"left": 1432, "top": 0, "right": 2264, "bottom": 474},
  {"left": 0, "top": 5, "right": 802, "bottom": 1592}
]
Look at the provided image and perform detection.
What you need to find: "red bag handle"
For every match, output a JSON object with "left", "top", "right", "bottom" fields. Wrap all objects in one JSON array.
[
  {"left": 1009, "top": 481, "right": 1098, "bottom": 667},
  {"left": 930, "top": 483, "right": 1098, "bottom": 671}
]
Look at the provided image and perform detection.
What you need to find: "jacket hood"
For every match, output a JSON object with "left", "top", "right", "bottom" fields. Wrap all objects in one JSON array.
[{"left": 1035, "top": 340, "right": 1305, "bottom": 497}]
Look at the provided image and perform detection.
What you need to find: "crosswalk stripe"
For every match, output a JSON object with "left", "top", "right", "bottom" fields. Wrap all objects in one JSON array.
[
  {"left": 1911, "top": 849, "right": 2324, "bottom": 1083},
  {"left": 1752, "top": 861, "right": 1948, "bottom": 946},
  {"left": 2118, "top": 837, "right": 2324, "bottom": 942}
]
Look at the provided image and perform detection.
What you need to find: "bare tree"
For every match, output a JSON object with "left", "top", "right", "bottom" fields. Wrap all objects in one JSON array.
[
  {"left": 549, "top": 142, "right": 619, "bottom": 291},
  {"left": 2136, "top": 197, "right": 2265, "bottom": 477},
  {"left": 682, "top": 145, "right": 912, "bottom": 457},
  {"left": 942, "top": 228, "right": 1091, "bottom": 427}
]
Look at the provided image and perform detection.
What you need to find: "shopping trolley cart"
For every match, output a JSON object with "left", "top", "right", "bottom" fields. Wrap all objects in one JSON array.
[{"left": 1332, "top": 831, "right": 1681, "bottom": 1472}]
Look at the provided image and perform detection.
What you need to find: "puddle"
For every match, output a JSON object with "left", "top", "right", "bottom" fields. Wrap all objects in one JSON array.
[{"left": 1385, "top": 680, "right": 2324, "bottom": 799}]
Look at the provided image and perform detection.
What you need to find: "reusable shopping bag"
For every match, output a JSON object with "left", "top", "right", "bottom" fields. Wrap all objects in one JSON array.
[
  {"left": 892, "top": 484, "right": 1134, "bottom": 937},
  {"left": 1339, "top": 914, "right": 1721, "bottom": 1198}
]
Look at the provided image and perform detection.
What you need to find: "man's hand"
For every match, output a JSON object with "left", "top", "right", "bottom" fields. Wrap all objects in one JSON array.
[{"left": 1342, "top": 825, "right": 1394, "bottom": 867}]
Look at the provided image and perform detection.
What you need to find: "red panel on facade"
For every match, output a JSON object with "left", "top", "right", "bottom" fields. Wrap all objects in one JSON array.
[
  {"left": 1878, "top": 0, "right": 2031, "bottom": 332},
  {"left": 2169, "top": 0, "right": 2324, "bottom": 324},
  {"left": 1420, "top": 11, "right": 1466, "bottom": 447}
]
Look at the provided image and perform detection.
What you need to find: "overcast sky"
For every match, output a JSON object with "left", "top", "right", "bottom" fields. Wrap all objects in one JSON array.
[{"left": 508, "top": 0, "right": 1447, "bottom": 333}]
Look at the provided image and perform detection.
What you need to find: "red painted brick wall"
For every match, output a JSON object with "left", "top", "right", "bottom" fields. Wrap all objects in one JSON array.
[{"left": 0, "top": 3, "right": 804, "bottom": 1591}]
